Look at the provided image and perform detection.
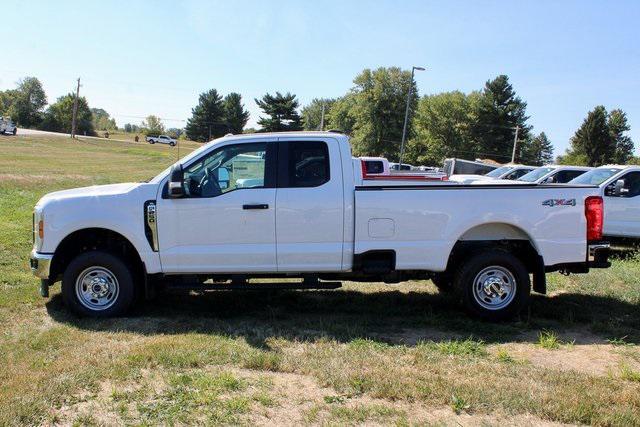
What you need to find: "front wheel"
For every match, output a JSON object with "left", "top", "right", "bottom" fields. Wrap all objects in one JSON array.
[
  {"left": 62, "top": 251, "right": 135, "bottom": 317},
  {"left": 12, "top": 128, "right": 17, "bottom": 135},
  {"left": 170, "top": 142, "right": 175, "bottom": 146},
  {"left": 454, "top": 250, "right": 530, "bottom": 321}
]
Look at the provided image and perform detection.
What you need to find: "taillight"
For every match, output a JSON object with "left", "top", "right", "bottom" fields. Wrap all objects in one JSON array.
[
  {"left": 360, "top": 159, "right": 367, "bottom": 178},
  {"left": 38, "top": 220, "right": 44, "bottom": 239},
  {"left": 585, "top": 196, "right": 603, "bottom": 241}
]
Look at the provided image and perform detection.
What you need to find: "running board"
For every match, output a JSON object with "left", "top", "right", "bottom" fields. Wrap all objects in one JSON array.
[{"left": 167, "top": 281, "right": 343, "bottom": 291}]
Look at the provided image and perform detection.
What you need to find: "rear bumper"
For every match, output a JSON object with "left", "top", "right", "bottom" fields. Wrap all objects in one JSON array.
[
  {"left": 29, "top": 250, "right": 53, "bottom": 279},
  {"left": 546, "top": 243, "right": 610, "bottom": 274},
  {"left": 588, "top": 243, "right": 610, "bottom": 269}
]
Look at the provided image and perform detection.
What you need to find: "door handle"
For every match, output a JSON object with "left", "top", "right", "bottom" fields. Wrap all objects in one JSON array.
[{"left": 243, "top": 204, "right": 269, "bottom": 210}]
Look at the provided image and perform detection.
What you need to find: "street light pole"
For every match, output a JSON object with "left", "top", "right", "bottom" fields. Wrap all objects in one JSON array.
[{"left": 399, "top": 66, "right": 425, "bottom": 165}]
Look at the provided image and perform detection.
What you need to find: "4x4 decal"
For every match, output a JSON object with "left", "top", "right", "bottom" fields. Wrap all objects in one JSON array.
[{"left": 542, "top": 198, "right": 576, "bottom": 207}]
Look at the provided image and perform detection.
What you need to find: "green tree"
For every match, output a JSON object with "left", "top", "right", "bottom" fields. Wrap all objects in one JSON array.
[
  {"left": 40, "top": 93, "right": 94, "bottom": 135},
  {"left": 327, "top": 95, "right": 356, "bottom": 134},
  {"left": 223, "top": 92, "right": 249, "bottom": 134},
  {"left": 608, "top": 109, "right": 634, "bottom": 164},
  {"left": 5, "top": 77, "right": 47, "bottom": 127},
  {"left": 405, "top": 91, "right": 478, "bottom": 165},
  {"left": 255, "top": 92, "right": 302, "bottom": 132},
  {"left": 471, "top": 75, "right": 531, "bottom": 162},
  {"left": 141, "top": 115, "right": 165, "bottom": 135},
  {"left": 91, "top": 108, "right": 117, "bottom": 131},
  {"left": 185, "top": 89, "right": 226, "bottom": 142},
  {"left": 347, "top": 67, "right": 418, "bottom": 159},
  {"left": 166, "top": 128, "right": 184, "bottom": 139},
  {"left": 521, "top": 132, "right": 554, "bottom": 166},
  {"left": 566, "top": 106, "right": 614, "bottom": 166},
  {"left": 302, "top": 98, "right": 335, "bottom": 130}
]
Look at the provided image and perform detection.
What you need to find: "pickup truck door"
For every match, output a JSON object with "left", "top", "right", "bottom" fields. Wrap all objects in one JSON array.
[
  {"left": 604, "top": 171, "right": 640, "bottom": 238},
  {"left": 275, "top": 139, "right": 345, "bottom": 271},
  {"left": 156, "top": 140, "right": 278, "bottom": 273}
]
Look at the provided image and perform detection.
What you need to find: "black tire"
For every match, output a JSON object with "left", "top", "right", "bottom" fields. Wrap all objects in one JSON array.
[
  {"left": 170, "top": 142, "right": 175, "bottom": 146},
  {"left": 12, "top": 128, "right": 17, "bottom": 135},
  {"left": 62, "top": 251, "right": 136, "bottom": 317},
  {"left": 431, "top": 273, "right": 453, "bottom": 293},
  {"left": 453, "top": 250, "right": 530, "bottom": 321},
  {"left": 149, "top": 140, "right": 155, "bottom": 144}
]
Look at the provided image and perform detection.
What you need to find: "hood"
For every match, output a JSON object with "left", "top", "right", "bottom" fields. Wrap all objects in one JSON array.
[{"left": 36, "top": 183, "right": 141, "bottom": 209}]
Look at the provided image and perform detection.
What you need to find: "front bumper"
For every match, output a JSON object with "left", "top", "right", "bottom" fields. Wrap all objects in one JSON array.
[
  {"left": 30, "top": 250, "right": 53, "bottom": 279},
  {"left": 588, "top": 243, "right": 610, "bottom": 268}
]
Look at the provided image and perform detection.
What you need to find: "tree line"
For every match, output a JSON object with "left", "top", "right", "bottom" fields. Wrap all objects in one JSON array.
[{"left": 1, "top": 70, "right": 633, "bottom": 167}]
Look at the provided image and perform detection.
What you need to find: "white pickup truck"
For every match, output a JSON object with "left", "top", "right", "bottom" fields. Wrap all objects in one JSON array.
[
  {"left": 146, "top": 135, "right": 177, "bottom": 146},
  {"left": 30, "top": 131, "right": 610, "bottom": 320},
  {"left": 569, "top": 165, "right": 640, "bottom": 241},
  {"left": 449, "top": 164, "right": 536, "bottom": 184}
]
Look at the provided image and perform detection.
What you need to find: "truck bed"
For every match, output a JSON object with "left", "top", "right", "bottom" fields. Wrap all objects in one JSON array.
[{"left": 354, "top": 183, "right": 598, "bottom": 271}]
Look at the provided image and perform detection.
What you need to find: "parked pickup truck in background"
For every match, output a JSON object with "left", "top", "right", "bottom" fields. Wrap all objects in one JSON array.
[
  {"left": 0, "top": 116, "right": 17, "bottom": 135},
  {"left": 146, "top": 135, "right": 177, "bottom": 146},
  {"left": 449, "top": 164, "right": 535, "bottom": 184},
  {"left": 569, "top": 165, "right": 640, "bottom": 240},
  {"left": 30, "top": 131, "right": 610, "bottom": 320},
  {"left": 517, "top": 165, "right": 592, "bottom": 184}
]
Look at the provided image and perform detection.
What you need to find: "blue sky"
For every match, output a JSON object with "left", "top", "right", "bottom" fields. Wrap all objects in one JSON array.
[{"left": 1, "top": 0, "right": 639, "bottom": 155}]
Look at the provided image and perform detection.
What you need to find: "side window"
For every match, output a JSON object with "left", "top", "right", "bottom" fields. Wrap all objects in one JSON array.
[
  {"left": 618, "top": 172, "right": 640, "bottom": 198},
  {"left": 505, "top": 169, "right": 529, "bottom": 180},
  {"left": 284, "top": 141, "right": 330, "bottom": 188},
  {"left": 556, "top": 170, "right": 584, "bottom": 183},
  {"left": 182, "top": 142, "right": 267, "bottom": 198}
]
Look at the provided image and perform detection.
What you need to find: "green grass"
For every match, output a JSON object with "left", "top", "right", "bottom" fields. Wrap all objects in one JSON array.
[{"left": 1, "top": 134, "right": 640, "bottom": 425}]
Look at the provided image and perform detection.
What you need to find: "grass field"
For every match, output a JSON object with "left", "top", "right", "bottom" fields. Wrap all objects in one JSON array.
[{"left": 1, "top": 134, "right": 640, "bottom": 426}]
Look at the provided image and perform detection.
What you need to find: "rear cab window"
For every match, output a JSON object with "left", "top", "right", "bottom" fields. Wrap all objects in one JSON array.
[{"left": 278, "top": 141, "right": 330, "bottom": 188}]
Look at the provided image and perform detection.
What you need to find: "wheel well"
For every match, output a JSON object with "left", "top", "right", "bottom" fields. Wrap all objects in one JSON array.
[
  {"left": 49, "top": 228, "right": 144, "bottom": 285},
  {"left": 446, "top": 239, "right": 546, "bottom": 294},
  {"left": 458, "top": 223, "right": 533, "bottom": 243}
]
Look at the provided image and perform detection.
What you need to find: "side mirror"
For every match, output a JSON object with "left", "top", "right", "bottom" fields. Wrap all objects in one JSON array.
[
  {"left": 614, "top": 179, "right": 627, "bottom": 196},
  {"left": 217, "top": 167, "right": 230, "bottom": 190},
  {"left": 168, "top": 164, "right": 184, "bottom": 198}
]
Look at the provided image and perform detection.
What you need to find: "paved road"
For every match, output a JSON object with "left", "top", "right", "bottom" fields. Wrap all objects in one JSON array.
[{"left": 15, "top": 128, "right": 135, "bottom": 144}]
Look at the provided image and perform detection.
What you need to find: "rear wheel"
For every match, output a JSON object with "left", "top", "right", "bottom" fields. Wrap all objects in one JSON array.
[
  {"left": 454, "top": 250, "right": 530, "bottom": 321},
  {"left": 62, "top": 251, "right": 135, "bottom": 317}
]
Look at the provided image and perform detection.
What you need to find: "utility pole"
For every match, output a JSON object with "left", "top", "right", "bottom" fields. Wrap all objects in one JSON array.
[
  {"left": 319, "top": 103, "right": 325, "bottom": 131},
  {"left": 400, "top": 66, "right": 425, "bottom": 165},
  {"left": 510, "top": 125, "right": 520, "bottom": 163},
  {"left": 71, "top": 78, "right": 81, "bottom": 139}
]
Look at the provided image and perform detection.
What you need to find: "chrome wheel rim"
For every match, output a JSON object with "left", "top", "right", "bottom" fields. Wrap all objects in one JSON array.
[
  {"left": 75, "top": 266, "right": 119, "bottom": 311},
  {"left": 472, "top": 265, "right": 517, "bottom": 311}
]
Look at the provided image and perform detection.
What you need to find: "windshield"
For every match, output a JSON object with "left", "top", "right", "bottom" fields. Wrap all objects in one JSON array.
[
  {"left": 485, "top": 166, "right": 514, "bottom": 178},
  {"left": 517, "top": 167, "right": 555, "bottom": 182},
  {"left": 570, "top": 167, "right": 622, "bottom": 185}
]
